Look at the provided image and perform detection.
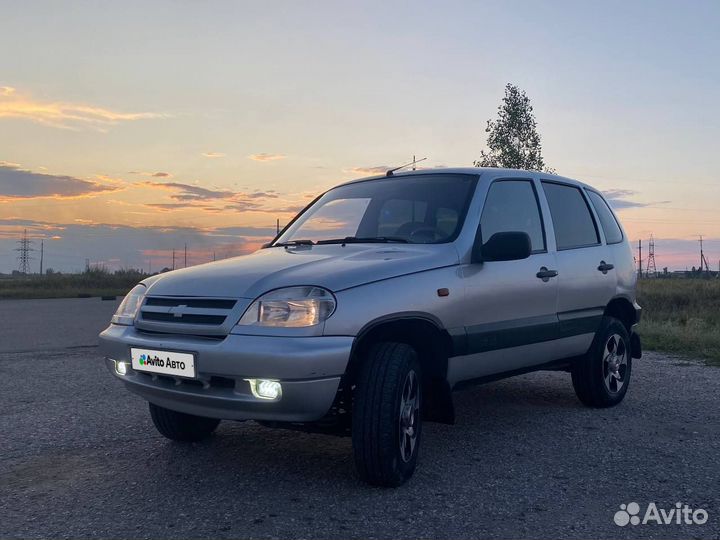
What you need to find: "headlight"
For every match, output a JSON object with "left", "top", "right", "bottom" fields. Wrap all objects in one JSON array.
[
  {"left": 237, "top": 286, "right": 336, "bottom": 328},
  {"left": 111, "top": 284, "right": 146, "bottom": 325}
]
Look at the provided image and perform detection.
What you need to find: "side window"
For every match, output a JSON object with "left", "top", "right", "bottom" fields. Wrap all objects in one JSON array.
[
  {"left": 480, "top": 180, "right": 545, "bottom": 252},
  {"left": 587, "top": 190, "right": 623, "bottom": 244},
  {"left": 377, "top": 199, "right": 428, "bottom": 236},
  {"left": 542, "top": 182, "right": 599, "bottom": 249}
]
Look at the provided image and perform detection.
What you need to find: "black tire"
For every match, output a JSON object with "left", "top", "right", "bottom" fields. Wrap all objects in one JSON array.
[
  {"left": 352, "top": 342, "right": 422, "bottom": 487},
  {"left": 149, "top": 402, "right": 221, "bottom": 442},
  {"left": 572, "top": 316, "right": 632, "bottom": 408}
]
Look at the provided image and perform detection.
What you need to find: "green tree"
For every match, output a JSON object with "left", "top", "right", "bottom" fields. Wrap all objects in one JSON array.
[{"left": 475, "top": 83, "right": 553, "bottom": 172}]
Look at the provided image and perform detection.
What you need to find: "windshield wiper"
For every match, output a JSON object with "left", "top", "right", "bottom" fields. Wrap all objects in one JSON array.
[
  {"left": 271, "top": 239, "right": 315, "bottom": 247},
  {"left": 316, "top": 236, "right": 409, "bottom": 245}
]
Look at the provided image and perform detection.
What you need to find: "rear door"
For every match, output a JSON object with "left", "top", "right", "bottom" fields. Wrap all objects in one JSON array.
[
  {"left": 585, "top": 188, "right": 628, "bottom": 284},
  {"left": 540, "top": 181, "right": 615, "bottom": 353}
]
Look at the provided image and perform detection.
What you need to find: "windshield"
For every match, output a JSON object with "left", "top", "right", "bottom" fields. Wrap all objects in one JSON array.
[{"left": 273, "top": 174, "right": 477, "bottom": 245}]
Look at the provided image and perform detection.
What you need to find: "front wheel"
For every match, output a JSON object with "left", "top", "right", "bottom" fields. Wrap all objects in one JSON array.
[
  {"left": 149, "top": 402, "right": 221, "bottom": 442},
  {"left": 572, "top": 316, "right": 632, "bottom": 407},
  {"left": 352, "top": 342, "right": 422, "bottom": 487}
]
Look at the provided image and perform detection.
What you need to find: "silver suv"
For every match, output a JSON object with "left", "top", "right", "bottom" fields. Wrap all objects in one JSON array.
[{"left": 99, "top": 168, "right": 641, "bottom": 486}]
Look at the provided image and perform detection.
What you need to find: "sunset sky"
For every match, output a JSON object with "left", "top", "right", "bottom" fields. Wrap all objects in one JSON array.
[{"left": 1, "top": 0, "right": 719, "bottom": 273}]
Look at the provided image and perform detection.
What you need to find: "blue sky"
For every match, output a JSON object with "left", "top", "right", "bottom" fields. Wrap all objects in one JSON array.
[{"left": 1, "top": 0, "right": 719, "bottom": 271}]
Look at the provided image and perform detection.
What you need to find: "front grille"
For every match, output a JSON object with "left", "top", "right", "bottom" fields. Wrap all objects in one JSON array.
[
  {"left": 142, "top": 312, "right": 226, "bottom": 325},
  {"left": 144, "top": 297, "right": 237, "bottom": 310},
  {"left": 137, "top": 296, "right": 240, "bottom": 335},
  {"left": 134, "top": 328, "right": 226, "bottom": 341}
]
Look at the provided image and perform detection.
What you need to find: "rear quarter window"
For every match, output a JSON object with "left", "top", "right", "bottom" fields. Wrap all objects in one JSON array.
[{"left": 587, "top": 190, "right": 623, "bottom": 244}]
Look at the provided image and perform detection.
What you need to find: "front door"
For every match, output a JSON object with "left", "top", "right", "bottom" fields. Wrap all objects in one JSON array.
[{"left": 452, "top": 178, "right": 559, "bottom": 383}]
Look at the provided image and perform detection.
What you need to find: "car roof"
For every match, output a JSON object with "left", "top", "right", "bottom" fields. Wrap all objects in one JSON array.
[{"left": 337, "top": 167, "right": 596, "bottom": 191}]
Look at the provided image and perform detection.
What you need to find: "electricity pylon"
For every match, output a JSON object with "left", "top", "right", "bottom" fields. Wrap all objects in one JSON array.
[{"left": 15, "top": 229, "right": 34, "bottom": 274}]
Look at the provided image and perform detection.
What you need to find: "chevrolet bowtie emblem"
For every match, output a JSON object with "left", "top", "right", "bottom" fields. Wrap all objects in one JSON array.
[{"left": 168, "top": 305, "right": 188, "bottom": 318}]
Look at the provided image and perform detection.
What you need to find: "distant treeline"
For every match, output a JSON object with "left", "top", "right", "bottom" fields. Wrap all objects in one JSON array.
[
  {"left": 641, "top": 270, "right": 719, "bottom": 279},
  {"left": 0, "top": 268, "right": 148, "bottom": 299}
]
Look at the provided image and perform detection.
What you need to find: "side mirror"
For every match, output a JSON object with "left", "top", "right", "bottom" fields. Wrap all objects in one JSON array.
[{"left": 475, "top": 231, "right": 532, "bottom": 262}]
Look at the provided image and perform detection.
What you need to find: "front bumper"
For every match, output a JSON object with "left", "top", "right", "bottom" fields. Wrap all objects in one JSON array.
[{"left": 99, "top": 324, "right": 353, "bottom": 422}]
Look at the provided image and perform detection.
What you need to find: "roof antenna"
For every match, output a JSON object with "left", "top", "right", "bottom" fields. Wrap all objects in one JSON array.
[{"left": 386, "top": 156, "right": 427, "bottom": 177}]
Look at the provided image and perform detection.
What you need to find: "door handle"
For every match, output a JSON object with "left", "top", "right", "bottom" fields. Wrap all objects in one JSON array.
[
  {"left": 597, "top": 261, "right": 614, "bottom": 274},
  {"left": 536, "top": 267, "right": 558, "bottom": 282}
]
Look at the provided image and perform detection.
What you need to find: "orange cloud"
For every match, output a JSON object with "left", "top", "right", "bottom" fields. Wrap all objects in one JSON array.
[
  {"left": 201, "top": 152, "right": 226, "bottom": 158},
  {"left": 0, "top": 87, "right": 164, "bottom": 131},
  {"left": 344, "top": 165, "right": 390, "bottom": 175},
  {"left": 249, "top": 153, "right": 285, "bottom": 162}
]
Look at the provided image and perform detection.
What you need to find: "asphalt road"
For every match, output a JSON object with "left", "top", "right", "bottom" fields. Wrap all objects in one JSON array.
[{"left": 1, "top": 298, "right": 718, "bottom": 539}]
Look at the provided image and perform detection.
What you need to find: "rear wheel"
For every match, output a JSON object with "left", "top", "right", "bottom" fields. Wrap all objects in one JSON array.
[
  {"left": 352, "top": 342, "right": 422, "bottom": 487},
  {"left": 572, "top": 316, "right": 632, "bottom": 407},
  {"left": 149, "top": 402, "right": 221, "bottom": 442}
]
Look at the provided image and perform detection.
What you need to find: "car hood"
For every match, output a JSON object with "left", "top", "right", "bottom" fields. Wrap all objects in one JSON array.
[{"left": 143, "top": 243, "right": 460, "bottom": 299}]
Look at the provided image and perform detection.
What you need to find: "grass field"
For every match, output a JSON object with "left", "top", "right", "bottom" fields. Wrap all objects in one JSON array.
[
  {"left": 637, "top": 278, "right": 720, "bottom": 366},
  {"left": 0, "top": 269, "right": 144, "bottom": 300}
]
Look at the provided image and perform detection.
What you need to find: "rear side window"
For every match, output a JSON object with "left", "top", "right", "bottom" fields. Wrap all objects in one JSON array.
[
  {"left": 542, "top": 182, "right": 599, "bottom": 250},
  {"left": 587, "top": 190, "right": 623, "bottom": 244},
  {"left": 480, "top": 180, "right": 545, "bottom": 252}
]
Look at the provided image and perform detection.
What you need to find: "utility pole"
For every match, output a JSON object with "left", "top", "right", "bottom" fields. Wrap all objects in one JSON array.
[
  {"left": 85, "top": 258, "right": 90, "bottom": 272},
  {"left": 637, "top": 239, "right": 642, "bottom": 279},
  {"left": 39, "top": 239, "right": 44, "bottom": 275},
  {"left": 184, "top": 243, "right": 187, "bottom": 268},
  {"left": 213, "top": 251, "right": 216, "bottom": 262},
  {"left": 412, "top": 155, "right": 417, "bottom": 171},
  {"left": 276, "top": 218, "right": 280, "bottom": 235},
  {"left": 646, "top": 235, "right": 657, "bottom": 278},
  {"left": 172, "top": 249, "right": 176, "bottom": 271},
  {"left": 15, "top": 229, "right": 34, "bottom": 274}
]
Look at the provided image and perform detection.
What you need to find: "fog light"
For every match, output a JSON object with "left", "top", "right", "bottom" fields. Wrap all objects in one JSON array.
[
  {"left": 115, "top": 360, "right": 128, "bottom": 376},
  {"left": 246, "top": 379, "right": 282, "bottom": 400}
]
